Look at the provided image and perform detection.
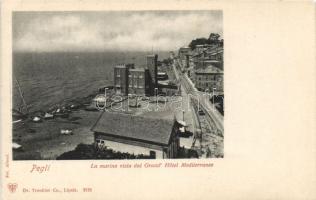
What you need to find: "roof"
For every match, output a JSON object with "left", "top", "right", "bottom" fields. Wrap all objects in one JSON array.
[
  {"left": 146, "top": 54, "right": 157, "bottom": 58},
  {"left": 195, "top": 64, "right": 223, "bottom": 74},
  {"left": 130, "top": 68, "right": 145, "bottom": 72},
  {"left": 179, "top": 47, "right": 191, "bottom": 51},
  {"left": 91, "top": 111, "right": 175, "bottom": 145},
  {"left": 114, "top": 64, "right": 135, "bottom": 69},
  {"left": 195, "top": 59, "right": 220, "bottom": 64},
  {"left": 114, "top": 65, "right": 127, "bottom": 69}
]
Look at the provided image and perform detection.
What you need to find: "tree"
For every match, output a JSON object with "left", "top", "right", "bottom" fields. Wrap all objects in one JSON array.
[
  {"left": 209, "top": 33, "right": 221, "bottom": 44},
  {"left": 188, "top": 33, "right": 223, "bottom": 50},
  {"left": 189, "top": 38, "right": 209, "bottom": 50}
]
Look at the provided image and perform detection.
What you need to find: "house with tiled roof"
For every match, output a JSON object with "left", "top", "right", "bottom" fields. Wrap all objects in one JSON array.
[{"left": 91, "top": 111, "right": 180, "bottom": 159}]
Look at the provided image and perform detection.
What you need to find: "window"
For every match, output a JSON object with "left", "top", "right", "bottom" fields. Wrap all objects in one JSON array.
[{"left": 129, "top": 79, "right": 133, "bottom": 87}]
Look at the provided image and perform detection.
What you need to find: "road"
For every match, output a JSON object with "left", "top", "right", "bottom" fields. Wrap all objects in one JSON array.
[
  {"left": 173, "top": 58, "right": 224, "bottom": 134},
  {"left": 171, "top": 58, "right": 224, "bottom": 157}
]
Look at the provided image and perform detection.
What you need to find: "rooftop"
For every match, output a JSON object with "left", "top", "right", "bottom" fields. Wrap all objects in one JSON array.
[
  {"left": 114, "top": 64, "right": 135, "bottom": 69},
  {"left": 179, "top": 47, "right": 191, "bottom": 50},
  {"left": 114, "top": 65, "right": 127, "bottom": 69},
  {"left": 130, "top": 68, "right": 145, "bottom": 72},
  {"left": 195, "top": 64, "right": 223, "bottom": 74},
  {"left": 91, "top": 111, "right": 175, "bottom": 145}
]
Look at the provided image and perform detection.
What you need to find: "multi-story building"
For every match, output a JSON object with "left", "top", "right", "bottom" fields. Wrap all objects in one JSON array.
[
  {"left": 204, "top": 46, "right": 223, "bottom": 62},
  {"left": 192, "top": 44, "right": 223, "bottom": 63},
  {"left": 114, "top": 54, "right": 159, "bottom": 96},
  {"left": 146, "top": 54, "right": 158, "bottom": 89},
  {"left": 128, "top": 68, "right": 147, "bottom": 96},
  {"left": 114, "top": 64, "right": 131, "bottom": 95},
  {"left": 194, "top": 64, "right": 223, "bottom": 92},
  {"left": 178, "top": 47, "right": 191, "bottom": 69},
  {"left": 194, "top": 44, "right": 205, "bottom": 55}
]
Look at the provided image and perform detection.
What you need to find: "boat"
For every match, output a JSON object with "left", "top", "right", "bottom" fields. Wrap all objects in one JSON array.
[
  {"left": 69, "top": 104, "right": 79, "bottom": 110},
  {"left": 60, "top": 129, "right": 73, "bottom": 135},
  {"left": 13, "top": 119, "right": 22, "bottom": 124},
  {"left": 55, "top": 113, "right": 69, "bottom": 118},
  {"left": 44, "top": 112, "right": 54, "bottom": 119},
  {"left": 12, "top": 77, "right": 29, "bottom": 122},
  {"left": 32, "top": 116, "right": 42, "bottom": 122},
  {"left": 53, "top": 107, "right": 70, "bottom": 118},
  {"left": 12, "top": 109, "right": 27, "bottom": 122},
  {"left": 12, "top": 142, "right": 23, "bottom": 150}
]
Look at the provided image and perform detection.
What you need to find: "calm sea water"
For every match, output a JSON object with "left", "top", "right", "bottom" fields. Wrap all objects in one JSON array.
[{"left": 13, "top": 51, "right": 170, "bottom": 112}]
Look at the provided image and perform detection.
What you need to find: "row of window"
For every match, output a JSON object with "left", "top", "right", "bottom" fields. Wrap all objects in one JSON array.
[
  {"left": 129, "top": 74, "right": 143, "bottom": 79},
  {"left": 116, "top": 74, "right": 143, "bottom": 79},
  {"left": 197, "top": 76, "right": 222, "bottom": 81},
  {"left": 196, "top": 82, "right": 222, "bottom": 88},
  {"left": 129, "top": 85, "right": 144, "bottom": 89}
]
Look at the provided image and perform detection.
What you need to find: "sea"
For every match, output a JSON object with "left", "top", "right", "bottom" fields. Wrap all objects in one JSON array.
[{"left": 13, "top": 51, "right": 170, "bottom": 113}]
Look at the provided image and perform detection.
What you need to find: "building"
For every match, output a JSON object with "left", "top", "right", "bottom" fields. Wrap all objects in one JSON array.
[
  {"left": 91, "top": 112, "right": 180, "bottom": 159},
  {"left": 128, "top": 68, "right": 147, "bottom": 96},
  {"left": 194, "top": 44, "right": 205, "bottom": 55},
  {"left": 157, "top": 72, "right": 168, "bottom": 80},
  {"left": 194, "top": 59, "right": 223, "bottom": 70},
  {"left": 192, "top": 45, "right": 223, "bottom": 63},
  {"left": 114, "top": 54, "right": 159, "bottom": 96},
  {"left": 114, "top": 63, "right": 152, "bottom": 96},
  {"left": 158, "top": 83, "right": 180, "bottom": 96},
  {"left": 204, "top": 46, "right": 223, "bottom": 62},
  {"left": 194, "top": 64, "right": 223, "bottom": 92},
  {"left": 146, "top": 54, "right": 158, "bottom": 89},
  {"left": 114, "top": 64, "right": 134, "bottom": 95},
  {"left": 178, "top": 47, "right": 191, "bottom": 69},
  {"left": 178, "top": 47, "right": 191, "bottom": 59}
]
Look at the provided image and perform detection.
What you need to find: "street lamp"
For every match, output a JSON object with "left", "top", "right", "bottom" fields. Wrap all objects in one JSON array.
[{"left": 212, "top": 87, "right": 216, "bottom": 110}]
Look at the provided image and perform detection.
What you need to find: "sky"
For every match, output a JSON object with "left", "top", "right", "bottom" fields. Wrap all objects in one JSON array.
[{"left": 13, "top": 11, "right": 222, "bottom": 52}]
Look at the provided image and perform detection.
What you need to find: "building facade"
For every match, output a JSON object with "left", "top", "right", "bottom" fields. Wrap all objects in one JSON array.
[
  {"left": 178, "top": 47, "right": 191, "bottom": 70},
  {"left": 114, "top": 63, "right": 152, "bottom": 96},
  {"left": 114, "top": 64, "right": 130, "bottom": 95},
  {"left": 128, "top": 68, "right": 146, "bottom": 96},
  {"left": 114, "top": 55, "right": 159, "bottom": 96},
  {"left": 146, "top": 54, "right": 158, "bottom": 89},
  {"left": 194, "top": 64, "right": 223, "bottom": 92}
]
